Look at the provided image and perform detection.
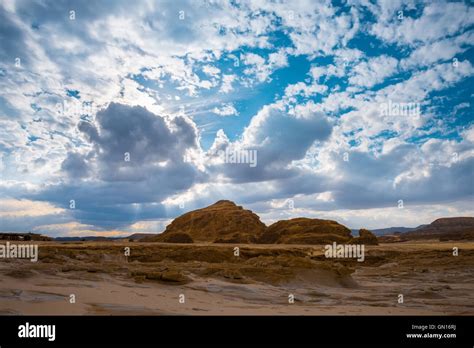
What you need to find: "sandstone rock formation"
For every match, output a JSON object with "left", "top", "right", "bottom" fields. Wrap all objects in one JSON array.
[
  {"left": 159, "top": 233, "right": 194, "bottom": 243},
  {"left": 258, "top": 217, "right": 352, "bottom": 244},
  {"left": 147, "top": 200, "right": 266, "bottom": 243},
  {"left": 353, "top": 229, "right": 378, "bottom": 245}
]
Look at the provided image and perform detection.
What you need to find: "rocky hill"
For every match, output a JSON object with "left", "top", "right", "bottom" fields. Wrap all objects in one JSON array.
[
  {"left": 257, "top": 217, "right": 353, "bottom": 244},
  {"left": 144, "top": 200, "right": 266, "bottom": 243}
]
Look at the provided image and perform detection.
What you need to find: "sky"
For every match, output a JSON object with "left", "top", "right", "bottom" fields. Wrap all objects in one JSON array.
[{"left": 0, "top": 0, "right": 473, "bottom": 237}]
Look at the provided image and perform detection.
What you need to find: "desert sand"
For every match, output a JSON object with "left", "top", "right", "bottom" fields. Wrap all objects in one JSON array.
[{"left": 0, "top": 240, "right": 473, "bottom": 315}]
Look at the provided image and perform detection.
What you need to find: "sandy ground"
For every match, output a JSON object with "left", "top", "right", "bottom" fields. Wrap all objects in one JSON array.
[{"left": 0, "top": 241, "right": 472, "bottom": 315}]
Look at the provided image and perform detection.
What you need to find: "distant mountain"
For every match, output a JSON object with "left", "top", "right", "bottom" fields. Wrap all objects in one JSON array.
[
  {"left": 402, "top": 217, "right": 474, "bottom": 241},
  {"left": 352, "top": 225, "right": 430, "bottom": 236},
  {"left": 54, "top": 236, "right": 119, "bottom": 241},
  {"left": 369, "top": 226, "right": 421, "bottom": 236},
  {"left": 378, "top": 217, "right": 474, "bottom": 242},
  {"left": 54, "top": 233, "right": 156, "bottom": 242}
]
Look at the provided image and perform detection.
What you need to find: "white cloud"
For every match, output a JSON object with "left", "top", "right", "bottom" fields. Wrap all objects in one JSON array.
[
  {"left": 284, "top": 81, "right": 328, "bottom": 98},
  {"left": 212, "top": 103, "right": 238, "bottom": 116},
  {"left": 369, "top": 1, "right": 474, "bottom": 46},
  {"left": 242, "top": 49, "right": 288, "bottom": 83},
  {"left": 401, "top": 31, "right": 474, "bottom": 70},
  {"left": 202, "top": 65, "right": 221, "bottom": 77},
  {"left": 349, "top": 55, "right": 399, "bottom": 88},
  {"left": 220, "top": 74, "right": 237, "bottom": 93}
]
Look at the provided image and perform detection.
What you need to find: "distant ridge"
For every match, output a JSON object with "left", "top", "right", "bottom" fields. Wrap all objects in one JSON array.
[
  {"left": 379, "top": 217, "right": 474, "bottom": 242},
  {"left": 402, "top": 217, "right": 474, "bottom": 240},
  {"left": 54, "top": 236, "right": 121, "bottom": 242},
  {"left": 369, "top": 226, "right": 420, "bottom": 236},
  {"left": 54, "top": 233, "right": 156, "bottom": 242}
]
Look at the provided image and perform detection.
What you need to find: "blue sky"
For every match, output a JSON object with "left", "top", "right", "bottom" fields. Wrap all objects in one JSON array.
[{"left": 0, "top": 0, "right": 473, "bottom": 236}]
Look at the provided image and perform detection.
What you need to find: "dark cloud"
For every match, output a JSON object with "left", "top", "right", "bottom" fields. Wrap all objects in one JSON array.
[
  {"left": 0, "top": 7, "right": 30, "bottom": 67},
  {"left": 32, "top": 103, "right": 203, "bottom": 228},
  {"left": 0, "top": 212, "right": 71, "bottom": 234},
  {"left": 61, "top": 152, "right": 89, "bottom": 178},
  {"left": 75, "top": 102, "right": 199, "bottom": 181}
]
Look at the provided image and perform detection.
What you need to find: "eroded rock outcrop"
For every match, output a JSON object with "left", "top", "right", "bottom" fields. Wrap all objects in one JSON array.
[
  {"left": 353, "top": 229, "right": 378, "bottom": 245},
  {"left": 147, "top": 200, "right": 266, "bottom": 243},
  {"left": 258, "top": 217, "right": 353, "bottom": 244}
]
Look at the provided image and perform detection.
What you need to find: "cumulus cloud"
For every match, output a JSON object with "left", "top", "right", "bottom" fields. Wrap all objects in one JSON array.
[
  {"left": 242, "top": 49, "right": 288, "bottom": 83},
  {"left": 206, "top": 101, "right": 332, "bottom": 183},
  {"left": 27, "top": 103, "right": 203, "bottom": 228},
  {"left": 348, "top": 55, "right": 399, "bottom": 88}
]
